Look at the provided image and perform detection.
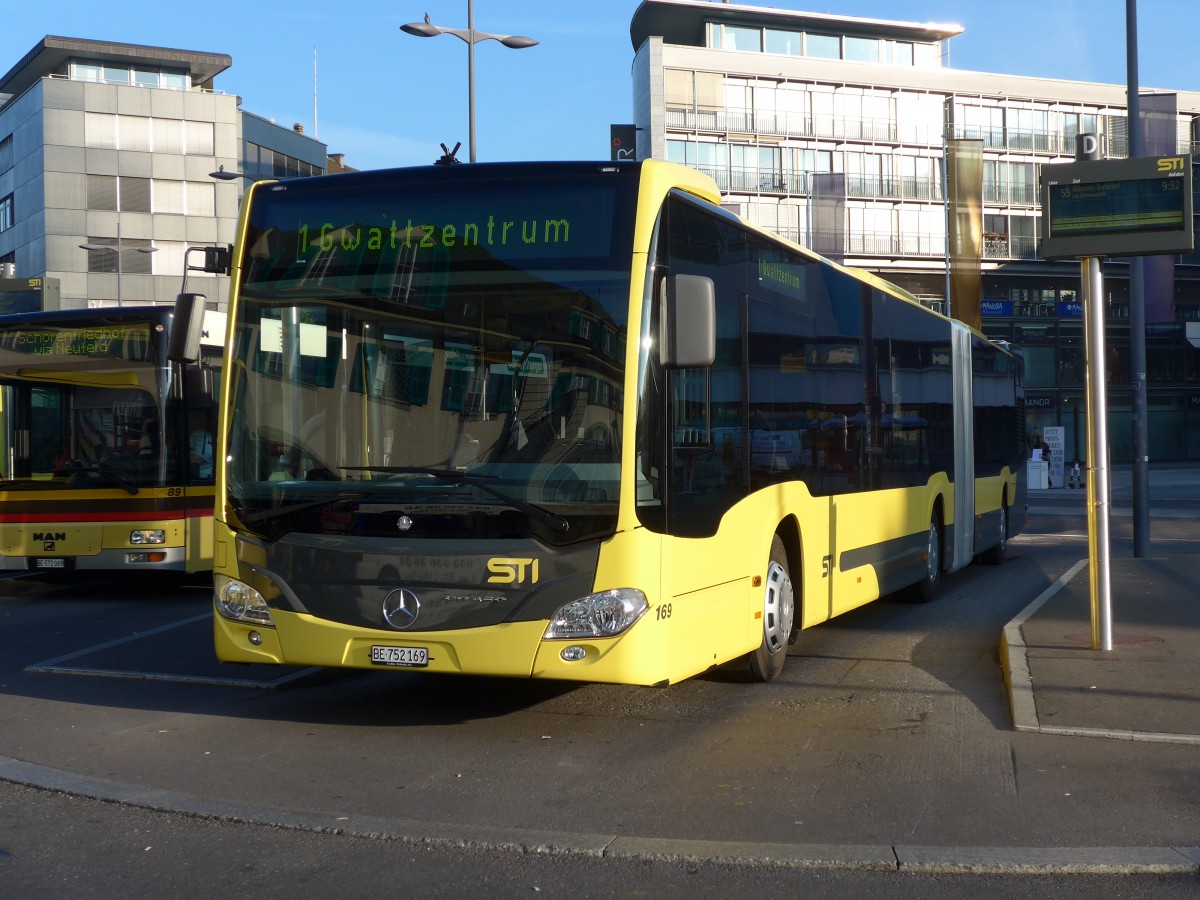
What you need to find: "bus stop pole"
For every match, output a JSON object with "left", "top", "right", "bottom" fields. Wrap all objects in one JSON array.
[
  {"left": 1126, "top": 0, "right": 1151, "bottom": 558},
  {"left": 1082, "top": 254, "right": 1114, "bottom": 651}
]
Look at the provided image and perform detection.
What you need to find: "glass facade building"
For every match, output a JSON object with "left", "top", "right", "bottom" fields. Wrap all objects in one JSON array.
[
  {"left": 0, "top": 36, "right": 328, "bottom": 314},
  {"left": 630, "top": 0, "right": 1200, "bottom": 462}
]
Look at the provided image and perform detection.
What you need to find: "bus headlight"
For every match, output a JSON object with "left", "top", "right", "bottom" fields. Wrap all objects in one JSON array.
[
  {"left": 214, "top": 574, "right": 274, "bottom": 627},
  {"left": 129, "top": 529, "right": 166, "bottom": 545},
  {"left": 543, "top": 589, "right": 648, "bottom": 639}
]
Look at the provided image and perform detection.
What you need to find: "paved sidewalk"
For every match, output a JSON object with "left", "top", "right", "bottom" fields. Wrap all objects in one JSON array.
[{"left": 1004, "top": 554, "right": 1200, "bottom": 744}]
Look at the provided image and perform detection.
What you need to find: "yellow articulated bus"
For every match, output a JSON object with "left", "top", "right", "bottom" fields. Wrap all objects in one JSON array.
[
  {"left": 199, "top": 159, "right": 1025, "bottom": 685},
  {"left": 0, "top": 305, "right": 220, "bottom": 576}
]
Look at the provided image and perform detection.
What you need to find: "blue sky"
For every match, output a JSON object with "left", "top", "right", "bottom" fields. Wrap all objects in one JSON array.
[{"left": 2, "top": 1, "right": 1194, "bottom": 171}]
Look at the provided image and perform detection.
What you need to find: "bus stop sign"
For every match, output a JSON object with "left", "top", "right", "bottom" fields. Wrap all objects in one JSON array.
[{"left": 1040, "top": 155, "right": 1194, "bottom": 260}]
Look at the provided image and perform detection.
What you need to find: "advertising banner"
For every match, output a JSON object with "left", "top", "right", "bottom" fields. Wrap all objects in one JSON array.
[{"left": 1044, "top": 425, "right": 1065, "bottom": 489}]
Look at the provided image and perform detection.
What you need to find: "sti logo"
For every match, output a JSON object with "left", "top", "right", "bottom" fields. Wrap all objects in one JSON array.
[
  {"left": 1157, "top": 157, "right": 1186, "bottom": 173},
  {"left": 487, "top": 557, "right": 540, "bottom": 585}
]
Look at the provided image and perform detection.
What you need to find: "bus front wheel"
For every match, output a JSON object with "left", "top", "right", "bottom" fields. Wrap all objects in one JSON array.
[{"left": 748, "top": 536, "right": 795, "bottom": 682}]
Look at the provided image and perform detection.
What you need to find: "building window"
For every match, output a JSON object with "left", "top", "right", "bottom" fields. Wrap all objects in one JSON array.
[
  {"left": 806, "top": 34, "right": 841, "bottom": 59},
  {"left": 86, "top": 175, "right": 117, "bottom": 211},
  {"left": 120, "top": 116, "right": 151, "bottom": 152},
  {"left": 82, "top": 237, "right": 156, "bottom": 275},
  {"left": 704, "top": 25, "right": 929, "bottom": 67},
  {"left": 764, "top": 29, "right": 802, "bottom": 56},
  {"left": 85, "top": 113, "right": 117, "bottom": 149},
  {"left": 242, "top": 142, "right": 322, "bottom": 181},
  {"left": 844, "top": 37, "right": 879, "bottom": 63},
  {"left": 73, "top": 62, "right": 101, "bottom": 82},
  {"left": 86, "top": 175, "right": 151, "bottom": 212},
  {"left": 70, "top": 59, "right": 189, "bottom": 90},
  {"left": 119, "top": 177, "right": 150, "bottom": 213},
  {"left": 184, "top": 121, "right": 214, "bottom": 156},
  {"left": 883, "top": 41, "right": 914, "bottom": 66},
  {"left": 0, "top": 194, "right": 13, "bottom": 234},
  {"left": 102, "top": 65, "right": 130, "bottom": 86},
  {"left": 0, "top": 135, "right": 12, "bottom": 174},
  {"left": 717, "top": 25, "right": 762, "bottom": 52},
  {"left": 85, "top": 114, "right": 212, "bottom": 154},
  {"left": 89, "top": 175, "right": 214, "bottom": 215}
]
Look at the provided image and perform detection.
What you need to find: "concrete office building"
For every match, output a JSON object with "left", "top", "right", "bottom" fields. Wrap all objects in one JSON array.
[
  {"left": 0, "top": 35, "right": 327, "bottom": 315},
  {"left": 629, "top": 0, "right": 1200, "bottom": 462}
]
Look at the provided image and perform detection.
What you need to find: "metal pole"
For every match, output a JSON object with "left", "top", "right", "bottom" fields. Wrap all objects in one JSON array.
[
  {"left": 942, "top": 136, "right": 952, "bottom": 319},
  {"left": 116, "top": 221, "right": 123, "bottom": 307},
  {"left": 467, "top": 0, "right": 477, "bottom": 163},
  {"left": 1126, "top": 0, "right": 1151, "bottom": 556},
  {"left": 1083, "top": 254, "right": 1114, "bottom": 651}
]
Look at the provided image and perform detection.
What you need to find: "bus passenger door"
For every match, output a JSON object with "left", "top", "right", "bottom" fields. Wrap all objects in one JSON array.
[{"left": 183, "top": 367, "right": 217, "bottom": 573}]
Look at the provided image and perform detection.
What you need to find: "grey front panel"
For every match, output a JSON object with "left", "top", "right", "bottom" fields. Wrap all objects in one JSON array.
[{"left": 236, "top": 534, "right": 602, "bottom": 633}]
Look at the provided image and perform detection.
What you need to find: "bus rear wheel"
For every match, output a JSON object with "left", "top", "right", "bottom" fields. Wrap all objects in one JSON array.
[
  {"left": 980, "top": 502, "right": 1008, "bottom": 566},
  {"left": 748, "top": 536, "right": 795, "bottom": 682},
  {"left": 905, "top": 513, "right": 943, "bottom": 603}
]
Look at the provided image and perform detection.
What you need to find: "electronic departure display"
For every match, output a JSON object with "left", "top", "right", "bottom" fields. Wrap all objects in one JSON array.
[
  {"left": 1040, "top": 155, "right": 1194, "bottom": 259},
  {"left": 0, "top": 324, "right": 152, "bottom": 361}
]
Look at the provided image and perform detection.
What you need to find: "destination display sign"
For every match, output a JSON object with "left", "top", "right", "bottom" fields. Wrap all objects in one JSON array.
[
  {"left": 1040, "top": 155, "right": 1194, "bottom": 259},
  {"left": 0, "top": 324, "right": 152, "bottom": 361},
  {"left": 241, "top": 173, "right": 633, "bottom": 297}
]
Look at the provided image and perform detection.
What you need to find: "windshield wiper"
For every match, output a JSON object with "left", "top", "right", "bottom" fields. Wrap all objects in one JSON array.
[
  {"left": 339, "top": 465, "right": 570, "bottom": 534},
  {"left": 238, "top": 492, "right": 368, "bottom": 528}
]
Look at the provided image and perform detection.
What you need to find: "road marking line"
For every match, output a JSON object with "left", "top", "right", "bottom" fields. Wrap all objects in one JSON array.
[
  {"left": 24, "top": 663, "right": 320, "bottom": 690},
  {"left": 29, "top": 613, "right": 213, "bottom": 668},
  {"left": 24, "top": 611, "right": 320, "bottom": 689}
]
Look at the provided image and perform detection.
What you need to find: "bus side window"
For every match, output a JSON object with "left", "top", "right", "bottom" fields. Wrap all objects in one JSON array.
[{"left": 188, "top": 408, "right": 215, "bottom": 481}]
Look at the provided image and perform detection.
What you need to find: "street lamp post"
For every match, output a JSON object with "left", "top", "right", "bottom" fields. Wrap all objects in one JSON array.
[
  {"left": 401, "top": 2, "right": 538, "bottom": 163},
  {"left": 79, "top": 233, "right": 158, "bottom": 307},
  {"left": 209, "top": 164, "right": 257, "bottom": 183}
]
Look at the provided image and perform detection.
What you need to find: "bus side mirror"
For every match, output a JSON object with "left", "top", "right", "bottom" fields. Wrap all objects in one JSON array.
[
  {"left": 169, "top": 292, "right": 207, "bottom": 364},
  {"left": 660, "top": 274, "right": 715, "bottom": 369},
  {"left": 203, "top": 245, "right": 233, "bottom": 274}
]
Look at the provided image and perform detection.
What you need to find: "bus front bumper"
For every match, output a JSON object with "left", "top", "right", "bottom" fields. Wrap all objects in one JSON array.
[{"left": 213, "top": 607, "right": 671, "bottom": 685}]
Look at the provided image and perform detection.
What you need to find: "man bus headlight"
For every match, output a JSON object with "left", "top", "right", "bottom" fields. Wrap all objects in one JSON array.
[
  {"left": 214, "top": 574, "right": 274, "bottom": 626},
  {"left": 544, "top": 588, "right": 649, "bottom": 639}
]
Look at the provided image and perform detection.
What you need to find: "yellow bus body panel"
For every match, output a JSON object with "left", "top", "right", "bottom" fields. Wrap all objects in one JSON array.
[
  {"left": 973, "top": 469, "right": 1015, "bottom": 516},
  {"left": 215, "top": 611, "right": 548, "bottom": 677}
]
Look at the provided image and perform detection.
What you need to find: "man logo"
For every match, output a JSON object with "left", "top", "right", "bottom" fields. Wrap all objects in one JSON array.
[
  {"left": 43, "top": 541, "right": 57, "bottom": 552},
  {"left": 33, "top": 532, "right": 67, "bottom": 542}
]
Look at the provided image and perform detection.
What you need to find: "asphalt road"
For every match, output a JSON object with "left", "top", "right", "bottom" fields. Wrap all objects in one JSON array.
[
  {"left": 2, "top": 489, "right": 1199, "bottom": 893},
  {"left": 3, "top": 779, "right": 1198, "bottom": 899}
]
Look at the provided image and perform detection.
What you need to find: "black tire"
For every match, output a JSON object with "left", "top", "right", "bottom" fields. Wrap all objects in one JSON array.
[
  {"left": 980, "top": 502, "right": 1008, "bottom": 566},
  {"left": 905, "top": 513, "right": 943, "bottom": 603},
  {"left": 748, "top": 536, "right": 796, "bottom": 682}
]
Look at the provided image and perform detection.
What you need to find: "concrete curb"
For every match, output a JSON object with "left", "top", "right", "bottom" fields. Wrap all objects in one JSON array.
[
  {"left": 1001, "top": 559, "right": 1086, "bottom": 733},
  {"left": 2, "top": 754, "right": 1198, "bottom": 875},
  {"left": 1000, "top": 558, "right": 1200, "bottom": 747}
]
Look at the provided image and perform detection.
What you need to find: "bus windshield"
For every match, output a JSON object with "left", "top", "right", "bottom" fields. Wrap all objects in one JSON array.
[
  {"left": 0, "top": 316, "right": 173, "bottom": 491},
  {"left": 227, "top": 166, "right": 639, "bottom": 544}
]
